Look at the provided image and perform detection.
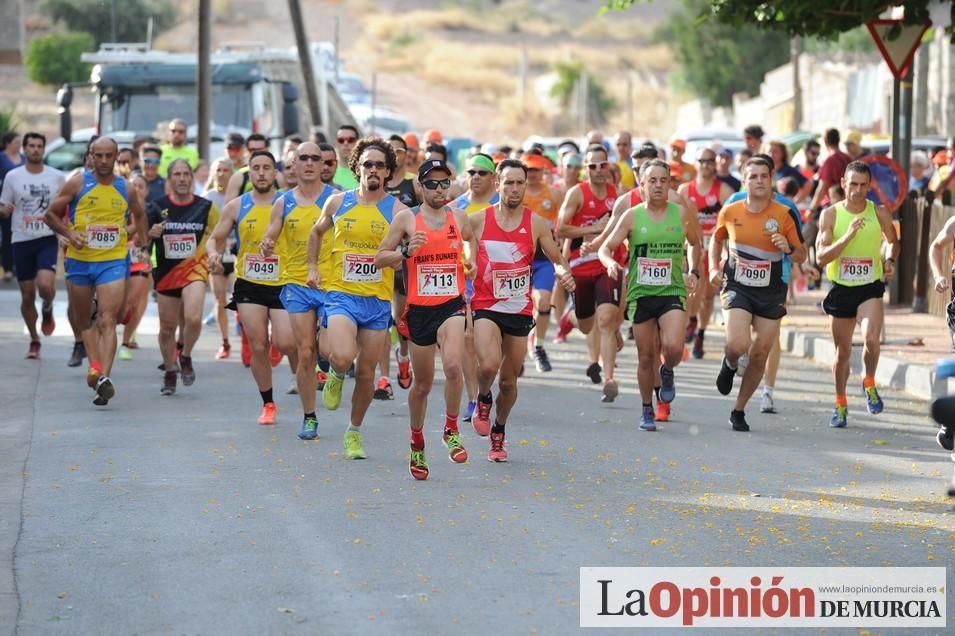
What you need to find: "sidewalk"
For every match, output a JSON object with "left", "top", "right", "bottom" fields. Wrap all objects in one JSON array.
[{"left": 779, "top": 288, "right": 953, "bottom": 400}]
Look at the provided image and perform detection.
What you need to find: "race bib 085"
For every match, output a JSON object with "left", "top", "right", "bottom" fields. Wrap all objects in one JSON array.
[{"left": 86, "top": 224, "right": 120, "bottom": 250}]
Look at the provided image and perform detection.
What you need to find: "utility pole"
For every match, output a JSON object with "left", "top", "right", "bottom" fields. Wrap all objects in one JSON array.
[
  {"left": 288, "top": 0, "right": 322, "bottom": 130},
  {"left": 791, "top": 36, "right": 802, "bottom": 131},
  {"left": 110, "top": 0, "right": 117, "bottom": 42},
  {"left": 197, "top": 0, "right": 211, "bottom": 160},
  {"left": 333, "top": 16, "right": 341, "bottom": 84}
]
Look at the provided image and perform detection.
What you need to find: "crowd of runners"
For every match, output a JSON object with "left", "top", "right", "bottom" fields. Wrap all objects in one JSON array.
[{"left": 3, "top": 120, "right": 951, "bottom": 483}]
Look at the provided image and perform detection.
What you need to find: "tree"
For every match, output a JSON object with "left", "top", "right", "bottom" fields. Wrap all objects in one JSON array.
[
  {"left": 25, "top": 31, "right": 95, "bottom": 86},
  {"left": 41, "top": 0, "right": 178, "bottom": 46},
  {"left": 0, "top": 108, "right": 17, "bottom": 138},
  {"left": 652, "top": 0, "right": 790, "bottom": 106},
  {"left": 550, "top": 61, "right": 616, "bottom": 124}
]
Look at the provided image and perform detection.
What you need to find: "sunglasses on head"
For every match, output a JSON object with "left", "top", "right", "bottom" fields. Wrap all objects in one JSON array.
[
  {"left": 337, "top": 136, "right": 358, "bottom": 144},
  {"left": 467, "top": 169, "right": 491, "bottom": 177},
  {"left": 587, "top": 161, "right": 608, "bottom": 171},
  {"left": 362, "top": 160, "right": 386, "bottom": 170},
  {"left": 421, "top": 178, "right": 451, "bottom": 190}
]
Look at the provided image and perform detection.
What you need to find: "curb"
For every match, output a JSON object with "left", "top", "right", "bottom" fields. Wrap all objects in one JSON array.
[{"left": 780, "top": 327, "right": 947, "bottom": 401}]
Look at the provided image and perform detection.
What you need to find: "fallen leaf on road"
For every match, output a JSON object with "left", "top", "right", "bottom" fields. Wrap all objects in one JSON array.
[
  {"left": 277, "top": 607, "right": 294, "bottom": 613},
  {"left": 907, "top": 337, "right": 924, "bottom": 346},
  {"left": 873, "top": 439, "right": 890, "bottom": 446}
]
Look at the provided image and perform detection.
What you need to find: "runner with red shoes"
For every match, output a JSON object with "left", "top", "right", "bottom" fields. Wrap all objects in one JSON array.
[
  {"left": 469, "top": 159, "right": 575, "bottom": 462},
  {"left": 376, "top": 158, "right": 477, "bottom": 479}
]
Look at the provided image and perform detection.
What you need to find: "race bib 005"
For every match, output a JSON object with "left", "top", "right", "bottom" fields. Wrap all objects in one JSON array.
[{"left": 162, "top": 233, "right": 197, "bottom": 259}]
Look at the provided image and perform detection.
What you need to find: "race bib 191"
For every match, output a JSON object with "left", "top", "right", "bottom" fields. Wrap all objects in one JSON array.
[
  {"left": 735, "top": 257, "right": 771, "bottom": 287},
  {"left": 23, "top": 215, "right": 48, "bottom": 235},
  {"left": 162, "top": 233, "right": 197, "bottom": 259},
  {"left": 417, "top": 263, "right": 458, "bottom": 297},
  {"left": 839, "top": 256, "right": 874, "bottom": 284},
  {"left": 342, "top": 253, "right": 381, "bottom": 283},
  {"left": 86, "top": 224, "right": 120, "bottom": 250},
  {"left": 243, "top": 254, "right": 280, "bottom": 282},
  {"left": 637, "top": 257, "right": 672, "bottom": 286},
  {"left": 492, "top": 266, "right": 530, "bottom": 299}
]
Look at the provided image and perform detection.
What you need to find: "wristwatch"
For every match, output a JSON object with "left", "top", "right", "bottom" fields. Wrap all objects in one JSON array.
[{"left": 399, "top": 243, "right": 410, "bottom": 259}]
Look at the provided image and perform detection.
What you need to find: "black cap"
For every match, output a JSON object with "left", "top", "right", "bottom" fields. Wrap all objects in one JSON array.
[
  {"left": 632, "top": 142, "right": 658, "bottom": 160},
  {"left": 227, "top": 132, "right": 245, "bottom": 147},
  {"left": 418, "top": 159, "right": 450, "bottom": 180}
]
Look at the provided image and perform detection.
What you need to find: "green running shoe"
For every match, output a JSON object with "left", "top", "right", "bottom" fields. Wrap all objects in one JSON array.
[
  {"left": 323, "top": 370, "right": 344, "bottom": 410},
  {"left": 343, "top": 429, "right": 367, "bottom": 460}
]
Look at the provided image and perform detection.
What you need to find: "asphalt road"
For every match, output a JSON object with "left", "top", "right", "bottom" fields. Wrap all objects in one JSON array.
[{"left": 1, "top": 288, "right": 952, "bottom": 635}]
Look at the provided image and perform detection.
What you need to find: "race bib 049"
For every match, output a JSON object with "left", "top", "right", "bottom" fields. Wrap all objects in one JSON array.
[
  {"left": 342, "top": 253, "right": 381, "bottom": 283},
  {"left": 492, "top": 266, "right": 530, "bottom": 299},
  {"left": 243, "top": 254, "right": 280, "bottom": 282},
  {"left": 417, "top": 263, "right": 458, "bottom": 297},
  {"left": 637, "top": 257, "right": 672, "bottom": 286},
  {"left": 735, "top": 257, "right": 771, "bottom": 287},
  {"left": 86, "top": 224, "right": 120, "bottom": 250},
  {"left": 162, "top": 233, "right": 197, "bottom": 259},
  {"left": 839, "top": 257, "right": 874, "bottom": 284}
]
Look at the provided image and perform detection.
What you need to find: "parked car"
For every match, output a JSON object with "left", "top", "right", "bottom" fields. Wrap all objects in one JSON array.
[
  {"left": 678, "top": 128, "right": 746, "bottom": 161},
  {"left": 349, "top": 105, "right": 409, "bottom": 140},
  {"left": 336, "top": 72, "right": 371, "bottom": 106}
]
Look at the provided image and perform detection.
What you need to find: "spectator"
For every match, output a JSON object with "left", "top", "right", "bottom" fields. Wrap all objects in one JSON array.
[
  {"left": 716, "top": 147, "right": 741, "bottom": 192},
  {"left": 667, "top": 138, "right": 695, "bottom": 189},
  {"left": 843, "top": 130, "right": 868, "bottom": 160},
  {"left": 768, "top": 140, "right": 809, "bottom": 202},
  {"left": 116, "top": 147, "right": 138, "bottom": 177},
  {"left": 0, "top": 131, "right": 23, "bottom": 282},
  {"left": 808, "top": 128, "right": 852, "bottom": 213},
  {"left": 159, "top": 118, "right": 199, "bottom": 174},
  {"left": 194, "top": 159, "right": 209, "bottom": 195},
  {"left": 140, "top": 145, "right": 166, "bottom": 205},
  {"left": 743, "top": 124, "right": 764, "bottom": 152},
  {"left": 734, "top": 147, "right": 753, "bottom": 179},
  {"left": 930, "top": 137, "right": 955, "bottom": 196},
  {"left": 225, "top": 132, "right": 246, "bottom": 169},
  {"left": 910, "top": 151, "right": 932, "bottom": 195},
  {"left": 799, "top": 139, "right": 821, "bottom": 182}
]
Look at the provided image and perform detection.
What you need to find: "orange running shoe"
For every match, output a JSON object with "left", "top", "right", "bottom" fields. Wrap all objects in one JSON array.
[
  {"left": 396, "top": 348, "right": 412, "bottom": 390},
  {"left": 257, "top": 402, "right": 277, "bottom": 425},
  {"left": 655, "top": 400, "right": 671, "bottom": 422},
  {"left": 269, "top": 343, "right": 283, "bottom": 368},
  {"left": 240, "top": 323, "right": 251, "bottom": 368},
  {"left": 216, "top": 341, "right": 231, "bottom": 360}
]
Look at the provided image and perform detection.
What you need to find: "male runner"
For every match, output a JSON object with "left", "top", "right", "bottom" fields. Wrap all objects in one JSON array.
[
  {"left": 45, "top": 137, "right": 148, "bottom": 405},
  {"left": 333, "top": 125, "right": 360, "bottom": 190},
  {"left": 223, "top": 134, "right": 274, "bottom": 202},
  {"left": 207, "top": 151, "right": 297, "bottom": 425},
  {"left": 678, "top": 147, "right": 734, "bottom": 359},
  {"left": 260, "top": 142, "right": 337, "bottom": 440},
  {"left": 376, "top": 158, "right": 477, "bottom": 478},
  {"left": 709, "top": 156, "right": 805, "bottom": 431},
  {"left": 614, "top": 131, "right": 635, "bottom": 192},
  {"left": 469, "top": 159, "right": 575, "bottom": 461},
  {"left": 307, "top": 138, "right": 406, "bottom": 459},
  {"left": 149, "top": 159, "right": 219, "bottom": 395},
  {"left": 159, "top": 118, "right": 199, "bottom": 174},
  {"left": 318, "top": 142, "right": 340, "bottom": 189},
  {"left": 0, "top": 132, "right": 64, "bottom": 358},
  {"left": 816, "top": 160, "right": 898, "bottom": 427},
  {"left": 556, "top": 144, "right": 622, "bottom": 400},
  {"left": 599, "top": 159, "right": 701, "bottom": 430}
]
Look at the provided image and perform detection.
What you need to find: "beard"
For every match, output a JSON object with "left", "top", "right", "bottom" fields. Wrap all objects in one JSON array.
[
  {"left": 366, "top": 181, "right": 381, "bottom": 191},
  {"left": 252, "top": 182, "right": 274, "bottom": 194}
]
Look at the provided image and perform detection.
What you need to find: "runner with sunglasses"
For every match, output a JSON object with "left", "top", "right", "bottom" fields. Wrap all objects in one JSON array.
[{"left": 333, "top": 126, "right": 360, "bottom": 190}]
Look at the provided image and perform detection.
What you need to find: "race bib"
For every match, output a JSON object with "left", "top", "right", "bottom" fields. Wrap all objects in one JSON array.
[
  {"left": 86, "top": 224, "right": 120, "bottom": 250},
  {"left": 417, "top": 263, "right": 458, "bottom": 297},
  {"left": 637, "top": 257, "right": 672, "bottom": 286},
  {"left": 492, "top": 266, "right": 530, "bottom": 299},
  {"left": 735, "top": 257, "right": 771, "bottom": 287},
  {"left": 162, "top": 233, "right": 197, "bottom": 259},
  {"left": 23, "top": 215, "right": 47, "bottom": 235},
  {"left": 342, "top": 253, "right": 381, "bottom": 283},
  {"left": 243, "top": 254, "right": 280, "bottom": 282},
  {"left": 839, "top": 257, "right": 874, "bottom": 284}
]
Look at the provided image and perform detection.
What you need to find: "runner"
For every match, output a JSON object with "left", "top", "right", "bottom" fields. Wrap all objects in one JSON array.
[
  {"left": 556, "top": 144, "right": 622, "bottom": 401},
  {"left": 375, "top": 158, "right": 477, "bottom": 478},
  {"left": 149, "top": 160, "right": 219, "bottom": 395},
  {"left": 667, "top": 139, "right": 696, "bottom": 189},
  {"left": 201, "top": 158, "right": 236, "bottom": 360},
  {"left": 0, "top": 132, "right": 65, "bottom": 358},
  {"left": 119, "top": 174, "right": 156, "bottom": 360},
  {"left": 709, "top": 155, "right": 805, "bottom": 431},
  {"left": 816, "top": 160, "right": 899, "bottom": 427},
  {"left": 259, "top": 142, "right": 337, "bottom": 440},
  {"left": 306, "top": 137, "right": 407, "bottom": 459},
  {"left": 614, "top": 131, "right": 635, "bottom": 192},
  {"left": 678, "top": 147, "right": 734, "bottom": 359},
  {"left": 332, "top": 125, "right": 360, "bottom": 190},
  {"left": 469, "top": 159, "right": 576, "bottom": 461},
  {"left": 223, "top": 134, "right": 275, "bottom": 202},
  {"left": 206, "top": 150, "right": 297, "bottom": 425},
  {"left": 598, "top": 159, "right": 702, "bottom": 430},
  {"left": 317, "top": 142, "right": 341, "bottom": 189},
  {"left": 45, "top": 137, "right": 148, "bottom": 406}
]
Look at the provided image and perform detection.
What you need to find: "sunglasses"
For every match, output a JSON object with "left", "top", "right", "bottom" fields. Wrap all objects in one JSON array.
[
  {"left": 697, "top": 158, "right": 715, "bottom": 164},
  {"left": 297, "top": 154, "right": 322, "bottom": 163},
  {"left": 421, "top": 178, "right": 451, "bottom": 190},
  {"left": 587, "top": 161, "right": 608, "bottom": 171},
  {"left": 362, "top": 160, "right": 386, "bottom": 170},
  {"left": 143, "top": 158, "right": 160, "bottom": 165},
  {"left": 170, "top": 129, "right": 186, "bottom": 134},
  {"left": 337, "top": 136, "right": 358, "bottom": 144},
  {"left": 467, "top": 169, "right": 491, "bottom": 177}
]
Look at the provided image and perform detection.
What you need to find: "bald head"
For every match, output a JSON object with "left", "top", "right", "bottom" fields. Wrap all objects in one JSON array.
[
  {"left": 295, "top": 141, "right": 323, "bottom": 185},
  {"left": 90, "top": 137, "right": 119, "bottom": 177}
]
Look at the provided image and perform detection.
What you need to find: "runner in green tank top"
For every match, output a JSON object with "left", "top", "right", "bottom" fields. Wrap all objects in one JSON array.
[
  {"left": 599, "top": 159, "right": 702, "bottom": 431},
  {"left": 816, "top": 160, "right": 898, "bottom": 428}
]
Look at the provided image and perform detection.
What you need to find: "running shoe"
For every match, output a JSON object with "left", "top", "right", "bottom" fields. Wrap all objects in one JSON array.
[
  {"left": 346, "top": 363, "right": 356, "bottom": 378},
  {"left": 534, "top": 346, "right": 552, "bottom": 372},
  {"left": 125, "top": 340, "right": 139, "bottom": 350},
  {"left": 864, "top": 385, "right": 884, "bottom": 414},
  {"left": 586, "top": 362, "right": 602, "bottom": 385},
  {"left": 161, "top": 370, "right": 177, "bottom": 396},
  {"left": 760, "top": 391, "right": 776, "bottom": 414},
  {"left": 68, "top": 342, "right": 86, "bottom": 368},
  {"left": 374, "top": 377, "right": 394, "bottom": 400},
  {"left": 323, "top": 370, "right": 343, "bottom": 410},
  {"left": 684, "top": 316, "right": 698, "bottom": 344},
  {"left": 716, "top": 357, "right": 736, "bottom": 396},
  {"left": 257, "top": 402, "right": 277, "bottom": 425},
  {"left": 86, "top": 367, "right": 101, "bottom": 388},
  {"left": 463, "top": 400, "right": 477, "bottom": 424},
  {"left": 409, "top": 447, "right": 429, "bottom": 479},
  {"left": 553, "top": 308, "right": 573, "bottom": 344},
  {"left": 488, "top": 431, "right": 508, "bottom": 462},
  {"left": 937, "top": 424, "right": 955, "bottom": 451},
  {"left": 94, "top": 375, "right": 115, "bottom": 401},
  {"left": 216, "top": 341, "right": 231, "bottom": 360},
  {"left": 396, "top": 348, "right": 412, "bottom": 389},
  {"left": 40, "top": 304, "right": 55, "bottom": 336},
  {"left": 316, "top": 369, "right": 328, "bottom": 391},
  {"left": 658, "top": 365, "right": 676, "bottom": 403},
  {"left": 118, "top": 345, "right": 133, "bottom": 361},
  {"left": 298, "top": 417, "right": 318, "bottom": 440},
  {"left": 601, "top": 378, "right": 618, "bottom": 403},
  {"left": 92, "top": 395, "right": 108, "bottom": 406},
  {"left": 692, "top": 333, "right": 704, "bottom": 359},
  {"left": 286, "top": 382, "right": 299, "bottom": 395},
  {"left": 25, "top": 340, "right": 40, "bottom": 359},
  {"left": 639, "top": 404, "right": 656, "bottom": 431},
  {"left": 203, "top": 311, "right": 216, "bottom": 326},
  {"left": 240, "top": 324, "right": 251, "bottom": 368},
  {"left": 179, "top": 355, "right": 195, "bottom": 386},
  {"left": 830, "top": 405, "right": 848, "bottom": 428},
  {"left": 344, "top": 429, "right": 367, "bottom": 459},
  {"left": 655, "top": 400, "right": 670, "bottom": 422},
  {"left": 443, "top": 430, "right": 468, "bottom": 463},
  {"left": 269, "top": 343, "right": 283, "bottom": 368},
  {"left": 730, "top": 409, "right": 750, "bottom": 432},
  {"left": 473, "top": 396, "right": 492, "bottom": 437}
]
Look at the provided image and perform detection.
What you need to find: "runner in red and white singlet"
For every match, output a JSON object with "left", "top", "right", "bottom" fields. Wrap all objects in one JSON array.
[{"left": 469, "top": 159, "right": 575, "bottom": 462}]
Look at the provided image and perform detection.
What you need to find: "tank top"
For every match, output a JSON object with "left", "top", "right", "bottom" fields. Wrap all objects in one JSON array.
[
  {"left": 327, "top": 190, "right": 396, "bottom": 301},
  {"left": 568, "top": 181, "right": 619, "bottom": 276},
  {"left": 152, "top": 195, "right": 218, "bottom": 291},
  {"left": 629, "top": 188, "right": 643, "bottom": 207},
  {"left": 405, "top": 207, "right": 466, "bottom": 306},
  {"left": 627, "top": 202, "right": 686, "bottom": 302},
  {"left": 280, "top": 185, "right": 335, "bottom": 286},
  {"left": 472, "top": 206, "right": 534, "bottom": 316},
  {"left": 452, "top": 191, "right": 500, "bottom": 215},
  {"left": 67, "top": 170, "right": 129, "bottom": 262},
  {"left": 236, "top": 191, "right": 283, "bottom": 286},
  {"left": 826, "top": 200, "right": 883, "bottom": 287},
  {"left": 686, "top": 179, "right": 722, "bottom": 236}
]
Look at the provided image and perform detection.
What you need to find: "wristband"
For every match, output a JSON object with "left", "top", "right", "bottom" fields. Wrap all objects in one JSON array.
[
  {"left": 885, "top": 258, "right": 895, "bottom": 266},
  {"left": 690, "top": 269, "right": 700, "bottom": 278}
]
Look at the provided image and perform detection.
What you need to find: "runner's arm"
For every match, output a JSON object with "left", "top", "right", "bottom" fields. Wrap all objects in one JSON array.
[
  {"left": 815, "top": 205, "right": 858, "bottom": 267},
  {"left": 680, "top": 201, "right": 703, "bottom": 280},
  {"left": 534, "top": 214, "right": 575, "bottom": 292},
  {"left": 597, "top": 207, "right": 632, "bottom": 281},
  {"left": 259, "top": 198, "right": 285, "bottom": 257},
  {"left": 206, "top": 198, "right": 239, "bottom": 273},
  {"left": 127, "top": 183, "right": 148, "bottom": 247},
  {"left": 374, "top": 208, "right": 413, "bottom": 270},
  {"left": 583, "top": 194, "right": 629, "bottom": 256},
  {"left": 223, "top": 171, "right": 244, "bottom": 204},
  {"left": 708, "top": 213, "right": 728, "bottom": 287},
  {"left": 556, "top": 187, "right": 599, "bottom": 240},
  {"left": 875, "top": 204, "right": 899, "bottom": 279},
  {"left": 44, "top": 172, "right": 83, "bottom": 246},
  {"left": 454, "top": 208, "right": 478, "bottom": 276},
  {"left": 930, "top": 216, "right": 955, "bottom": 292},
  {"left": 306, "top": 194, "right": 341, "bottom": 288},
  {"left": 0, "top": 177, "right": 13, "bottom": 216}
]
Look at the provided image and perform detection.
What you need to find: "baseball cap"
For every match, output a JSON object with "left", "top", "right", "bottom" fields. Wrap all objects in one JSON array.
[
  {"left": 523, "top": 153, "right": 552, "bottom": 170},
  {"left": 670, "top": 138, "right": 687, "bottom": 150},
  {"left": 633, "top": 142, "right": 658, "bottom": 160},
  {"left": 718, "top": 147, "right": 734, "bottom": 158},
  {"left": 424, "top": 129, "right": 442, "bottom": 143},
  {"left": 845, "top": 131, "right": 863, "bottom": 145},
  {"left": 480, "top": 142, "right": 500, "bottom": 156},
  {"left": 227, "top": 132, "right": 244, "bottom": 147},
  {"left": 403, "top": 132, "right": 420, "bottom": 150},
  {"left": 418, "top": 159, "right": 450, "bottom": 180}
]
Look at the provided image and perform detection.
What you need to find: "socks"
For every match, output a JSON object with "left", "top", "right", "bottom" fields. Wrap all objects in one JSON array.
[
  {"left": 410, "top": 429, "right": 424, "bottom": 449},
  {"left": 654, "top": 386, "right": 661, "bottom": 402},
  {"left": 479, "top": 390, "right": 493, "bottom": 404},
  {"left": 348, "top": 424, "right": 361, "bottom": 433},
  {"left": 762, "top": 385, "right": 773, "bottom": 396},
  {"left": 304, "top": 411, "right": 316, "bottom": 420},
  {"left": 260, "top": 388, "right": 273, "bottom": 405},
  {"left": 317, "top": 357, "right": 330, "bottom": 373},
  {"left": 445, "top": 413, "right": 459, "bottom": 434},
  {"left": 863, "top": 375, "right": 876, "bottom": 388},
  {"left": 835, "top": 395, "right": 848, "bottom": 407},
  {"left": 89, "top": 359, "right": 102, "bottom": 373},
  {"left": 491, "top": 419, "right": 505, "bottom": 435},
  {"left": 697, "top": 328, "right": 705, "bottom": 338}
]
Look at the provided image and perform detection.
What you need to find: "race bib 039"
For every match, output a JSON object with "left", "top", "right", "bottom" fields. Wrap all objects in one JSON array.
[{"left": 839, "top": 257, "right": 874, "bottom": 284}]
